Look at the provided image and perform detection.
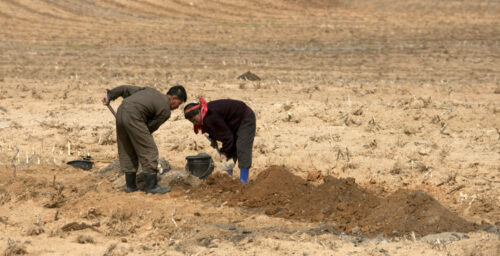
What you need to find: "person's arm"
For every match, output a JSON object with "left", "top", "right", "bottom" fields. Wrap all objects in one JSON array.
[
  {"left": 205, "top": 117, "right": 235, "bottom": 158},
  {"left": 147, "top": 109, "right": 170, "bottom": 133},
  {"left": 106, "top": 85, "right": 144, "bottom": 101},
  {"left": 147, "top": 102, "right": 171, "bottom": 133},
  {"left": 207, "top": 135, "right": 218, "bottom": 150}
]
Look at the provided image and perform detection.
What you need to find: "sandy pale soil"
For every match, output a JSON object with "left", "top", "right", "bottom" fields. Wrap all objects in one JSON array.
[{"left": 0, "top": 0, "right": 499, "bottom": 255}]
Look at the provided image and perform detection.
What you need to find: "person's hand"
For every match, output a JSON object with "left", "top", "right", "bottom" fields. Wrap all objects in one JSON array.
[
  {"left": 220, "top": 154, "right": 227, "bottom": 161},
  {"left": 209, "top": 138, "right": 218, "bottom": 149},
  {"left": 216, "top": 159, "right": 235, "bottom": 171},
  {"left": 102, "top": 95, "right": 110, "bottom": 105}
]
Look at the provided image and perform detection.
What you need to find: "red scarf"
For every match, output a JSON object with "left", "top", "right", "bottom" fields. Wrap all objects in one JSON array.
[{"left": 192, "top": 97, "right": 208, "bottom": 134}]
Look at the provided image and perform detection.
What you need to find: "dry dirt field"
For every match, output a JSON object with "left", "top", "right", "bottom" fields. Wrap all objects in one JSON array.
[{"left": 0, "top": 0, "right": 499, "bottom": 255}]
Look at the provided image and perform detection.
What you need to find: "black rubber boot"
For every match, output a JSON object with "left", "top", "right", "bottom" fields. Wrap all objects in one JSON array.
[
  {"left": 125, "top": 172, "right": 139, "bottom": 193},
  {"left": 144, "top": 173, "right": 171, "bottom": 194}
]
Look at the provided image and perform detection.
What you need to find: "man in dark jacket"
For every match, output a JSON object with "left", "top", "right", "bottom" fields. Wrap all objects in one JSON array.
[
  {"left": 184, "top": 98, "right": 256, "bottom": 185},
  {"left": 102, "top": 85, "right": 187, "bottom": 194}
]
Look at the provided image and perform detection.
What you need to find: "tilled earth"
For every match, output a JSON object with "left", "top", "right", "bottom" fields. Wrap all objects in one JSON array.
[
  {"left": 0, "top": 0, "right": 499, "bottom": 255},
  {"left": 188, "top": 166, "right": 480, "bottom": 237}
]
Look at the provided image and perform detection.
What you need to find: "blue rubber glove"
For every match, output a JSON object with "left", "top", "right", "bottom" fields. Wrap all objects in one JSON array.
[{"left": 240, "top": 168, "right": 249, "bottom": 185}]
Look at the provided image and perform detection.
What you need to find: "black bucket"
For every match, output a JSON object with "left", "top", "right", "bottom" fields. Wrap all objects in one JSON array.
[
  {"left": 185, "top": 153, "right": 214, "bottom": 179},
  {"left": 67, "top": 156, "right": 94, "bottom": 170}
]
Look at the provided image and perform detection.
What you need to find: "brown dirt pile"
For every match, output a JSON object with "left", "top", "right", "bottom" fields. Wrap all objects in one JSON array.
[
  {"left": 360, "top": 189, "right": 477, "bottom": 236},
  {"left": 187, "top": 166, "right": 478, "bottom": 237}
]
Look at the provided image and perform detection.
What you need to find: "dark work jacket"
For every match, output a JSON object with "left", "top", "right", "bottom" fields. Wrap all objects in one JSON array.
[
  {"left": 107, "top": 85, "right": 171, "bottom": 133},
  {"left": 203, "top": 99, "right": 252, "bottom": 157}
]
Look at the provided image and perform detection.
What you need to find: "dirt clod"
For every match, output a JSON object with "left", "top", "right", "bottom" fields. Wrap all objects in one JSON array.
[
  {"left": 61, "top": 222, "right": 94, "bottom": 232},
  {"left": 76, "top": 234, "right": 95, "bottom": 244},
  {"left": 237, "top": 71, "right": 261, "bottom": 81},
  {"left": 4, "top": 244, "right": 27, "bottom": 256},
  {"left": 306, "top": 171, "right": 323, "bottom": 181},
  {"left": 26, "top": 225, "right": 44, "bottom": 236}
]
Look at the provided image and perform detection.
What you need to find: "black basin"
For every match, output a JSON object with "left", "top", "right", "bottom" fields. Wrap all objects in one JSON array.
[
  {"left": 185, "top": 153, "right": 214, "bottom": 179},
  {"left": 67, "top": 159, "right": 94, "bottom": 170}
]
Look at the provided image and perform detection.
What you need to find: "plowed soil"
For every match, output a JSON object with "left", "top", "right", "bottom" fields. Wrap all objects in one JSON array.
[
  {"left": 0, "top": 0, "right": 499, "bottom": 255},
  {"left": 188, "top": 166, "right": 477, "bottom": 237}
]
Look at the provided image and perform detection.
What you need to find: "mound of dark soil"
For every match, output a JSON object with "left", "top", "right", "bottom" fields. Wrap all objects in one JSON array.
[
  {"left": 241, "top": 167, "right": 380, "bottom": 228},
  {"left": 187, "top": 166, "right": 478, "bottom": 237},
  {"left": 359, "top": 189, "right": 476, "bottom": 236}
]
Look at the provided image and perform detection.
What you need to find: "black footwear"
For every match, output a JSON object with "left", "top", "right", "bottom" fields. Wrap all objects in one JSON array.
[
  {"left": 144, "top": 173, "right": 171, "bottom": 194},
  {"left": 125, "top": 172, "right": 139, "bottom": 193}
]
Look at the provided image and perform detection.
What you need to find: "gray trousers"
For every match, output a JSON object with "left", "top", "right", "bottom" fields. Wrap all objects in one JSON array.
[
  {"left": 235, "top": 111, "right": 256, "bottom": 169},
  {"left": 116, "top": 103, "right": 158, "bottom": 174}
]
